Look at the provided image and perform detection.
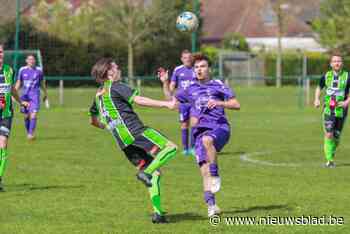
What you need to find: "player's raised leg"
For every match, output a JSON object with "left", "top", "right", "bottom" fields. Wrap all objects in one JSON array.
[{"left": 134, "top": 128, "right": 177, "bottom": 186}]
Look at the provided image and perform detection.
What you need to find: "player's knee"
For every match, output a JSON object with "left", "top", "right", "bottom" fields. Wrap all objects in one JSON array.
[
  {"left": 325, "top": 132, "right": 333, "bottom": 139},
  {"left": 202, "top": 136, "right": 214, "bottom": 148},
  {"left": 0, "top": 136, "right": 8, "bottom": 148},
  {"left": 29, "top": 113, "right": 37, "bottom": 119},
  {"left": 167, "top": 141, "right": 178, "bottom": 152}
]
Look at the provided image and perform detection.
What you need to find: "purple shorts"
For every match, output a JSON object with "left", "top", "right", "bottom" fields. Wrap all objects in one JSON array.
[
  {"left": 20, "top": 94, "right": 40, "bottom": 114},
  {"left": 178, "top": 103, "right": 192, "bottom": 122},
  {"left": 193, "top": 125, "right": 230, "bottom": 165}
]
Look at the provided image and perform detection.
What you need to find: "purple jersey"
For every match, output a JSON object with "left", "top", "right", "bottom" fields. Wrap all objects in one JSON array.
[
  {"left": 170, "top": 65, "right": 196, "bottom": 91},
  {"left": 17, "top": 66, "right": 43, "bottom": 95},
  {"left": 176, "top": 79, "right": 235, "bottom": 127}
]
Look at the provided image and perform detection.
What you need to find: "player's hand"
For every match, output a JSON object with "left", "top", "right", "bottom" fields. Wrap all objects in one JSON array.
[
  {"left": 207, "top": 99, "right": 220, "bottom": 109},
  {"left": 338, "top": 101, "right": 349, "bottom": 108},
  {"left": 157, "top": 67, "right": 169, "bottom": 83},
  {"left": 314, "top": 99, "right": 320, "bottom": 108},
  {"left": 20, "top": 101, "right": 30, "bottom": 108},
  {"left": 166, "top": 97, "right": 178, "bottom": 110}
]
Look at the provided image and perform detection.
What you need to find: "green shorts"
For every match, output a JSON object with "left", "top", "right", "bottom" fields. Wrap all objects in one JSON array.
[{"left": 122, "top": 128, "right": 171, "bottom": 169}]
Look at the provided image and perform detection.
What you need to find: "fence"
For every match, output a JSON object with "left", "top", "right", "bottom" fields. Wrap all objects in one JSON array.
[{"left": 45, "top": 75, "right": 320, "bottom": 109}]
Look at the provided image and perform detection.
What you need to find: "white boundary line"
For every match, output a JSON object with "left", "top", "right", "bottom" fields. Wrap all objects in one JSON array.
[
  {"left": 240, "top": 147, "right": 350, "bottom": 167},
  {"left": 240, "top": 151, "right": 301, "bottom": 167}
]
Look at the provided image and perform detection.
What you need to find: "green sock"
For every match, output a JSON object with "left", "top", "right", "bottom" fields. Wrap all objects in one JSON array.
[
  {"left": 324, "top": 138, "right": 336, "bottom": 161},
  {"left": 144, "top": 145, "right": 177, "bottom": 175},
  {"left": 0, "top": 148, "right": 8, "bottom": 177},
  {"left": 148, "top": 172, "right": 163, "bottom": 215}
]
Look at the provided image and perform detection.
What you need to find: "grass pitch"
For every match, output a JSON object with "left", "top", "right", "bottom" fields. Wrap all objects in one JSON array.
[{"left": 1, "top": 86, "right": 350, "bottom": 233}]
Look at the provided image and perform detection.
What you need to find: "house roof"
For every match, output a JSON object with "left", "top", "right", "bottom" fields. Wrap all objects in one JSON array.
[{"left": 201, "top": 0, "right": 320, "bottom": 43}]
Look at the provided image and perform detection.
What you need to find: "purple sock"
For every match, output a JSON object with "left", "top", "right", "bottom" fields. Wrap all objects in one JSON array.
[
  {"left": 204, "top": 191, "right": 215, "bottom": 206},
  {"left": 181, "top": 128, "right": 189, "bottom": 150},
  {"left": 209, "top": 163, "right": 219, "bottom": 177},
  {"left": 25, "top": 118, "right": 30, "bottom": 133},
  {"left": 190, "top": 128, "right": 195, "bottom": 149},
  {"left": 28, "top": 118, "right": 37, "bottom": 135}
]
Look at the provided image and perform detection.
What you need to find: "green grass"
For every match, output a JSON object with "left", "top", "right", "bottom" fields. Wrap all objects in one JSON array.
[{"left": 1, "top": 86, "right": 350, "bottom": 233}]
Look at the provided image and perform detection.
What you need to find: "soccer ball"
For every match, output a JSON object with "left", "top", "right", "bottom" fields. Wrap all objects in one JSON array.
[{"left": 176, "top": 11, "right": 199, "bottom": 32}]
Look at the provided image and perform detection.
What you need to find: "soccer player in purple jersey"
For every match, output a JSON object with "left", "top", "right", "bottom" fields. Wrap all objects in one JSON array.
[
  {"left": 15, "top": 55, "right": 48, "bottom": 140},
  {"left": 159, "top": 53, "right": 240, "bottom": 217},
  {"left": 165, "top": 50, "right": 197, "bottom": 156}
]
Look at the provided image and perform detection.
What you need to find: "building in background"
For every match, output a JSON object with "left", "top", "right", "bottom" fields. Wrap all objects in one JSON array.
[{"left": 201, "top": 0, "right": 325, "bottom": 52}]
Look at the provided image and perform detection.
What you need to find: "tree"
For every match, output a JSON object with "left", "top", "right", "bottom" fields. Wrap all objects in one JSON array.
[
  {"left": 28, "top": 0, "right": 100, "bottom": 45},
  {"left": 221, "top": 32, "right": 249, "bottom": 51},
  {"left": 313, "top": 0, "right": 350, "bottom": 53},
  {"left": 100, "top": 0, "right": 182, "bottom": 85}
]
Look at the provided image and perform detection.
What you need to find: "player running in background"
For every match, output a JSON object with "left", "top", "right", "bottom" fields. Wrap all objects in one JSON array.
[
  {"left": 15, "top": 55, "right": 48, "bottom": 140},
  {"left": 163, "top": 50, "right": 196, "bottom": 156},
  {"left": 0, "top": 43, "right": 29, "bottom": 191},
  {"left": 89, "top": 57, "right": 177, "bottom": 223},
  {"left": 159, "top": 53, "right": 240, "bottom": 217},
  {"left": 314, "top": 53, "right": 350, "bottom": 168}
]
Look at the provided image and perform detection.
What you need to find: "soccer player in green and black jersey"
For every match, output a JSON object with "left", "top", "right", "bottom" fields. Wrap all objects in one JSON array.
[
  {"left": 89, "top": 58, "right": 177, "bottom": 223},
  {"left": 314, "top": 53, "right": 350, "bottom": 168},
  {"left": 0, "top": 43, "right": 29, "bottom": 191}
]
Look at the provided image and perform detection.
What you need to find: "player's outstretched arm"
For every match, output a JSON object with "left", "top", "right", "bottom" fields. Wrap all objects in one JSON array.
[
  {"left": 207, "top": 98, "right": 240, "bottom": 110},
  {"left": 134, "top": 95, "right": 177, "bottom": 110}
]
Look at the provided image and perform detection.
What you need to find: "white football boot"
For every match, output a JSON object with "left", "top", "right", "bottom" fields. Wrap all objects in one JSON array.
[{"left": 208, "top": 204, "right": 221, "bottom": 217}]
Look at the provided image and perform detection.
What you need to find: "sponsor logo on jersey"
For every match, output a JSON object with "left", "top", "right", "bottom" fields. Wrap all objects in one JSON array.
[{"left": 0, "top": 83, "right": 11, "bottom": 94}]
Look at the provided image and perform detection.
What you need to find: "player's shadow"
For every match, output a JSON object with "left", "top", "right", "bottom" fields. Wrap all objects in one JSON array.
[
  {"left": 6, "top": 183, "right": 84, "bottom": 192},
  {"left": 166, "top": 212, "right": 207, "bottom": 223},
  {"left": 223, "top": 204, "right": 292, "bottom": 215}
]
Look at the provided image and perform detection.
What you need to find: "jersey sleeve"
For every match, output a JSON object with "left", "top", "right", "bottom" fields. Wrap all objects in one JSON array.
[
  {"left": 112, "top": 83, "right": 139, "bottom": 105},
  {"left": 38, "top": 67, "right": 44, "bottom": 82},
  {"left": 89, "top": 99, "right": 99, "bottom": 116},
  {"left": 217, "top": 80, "right": 235, "bottom": 100},
  {"left": 170, "top": 69, "right": 178, "bottom": 84},
  {"left": 319, "top": 75, "right": 326, "bottom": 89}
]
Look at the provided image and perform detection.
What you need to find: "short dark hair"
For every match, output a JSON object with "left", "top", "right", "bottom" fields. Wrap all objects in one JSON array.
[
  {"left": 330, "top": 51, "right": 342, "bottom": 61},
  {"left": 192, "top": 53, "right": 211, "bottom": 67},
  {"left": 181, "top": 49, "right": 191, "bottom": 56},
  {"left": 26, "top": 54, "right": 36, "bottom": 59},
  {"left": 91, "top": 57, "right": 114, "bottom": 84}
]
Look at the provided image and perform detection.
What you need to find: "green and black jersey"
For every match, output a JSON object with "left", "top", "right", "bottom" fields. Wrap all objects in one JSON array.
[
  {"left": 0, "top": 64, "right": 14, "bottom": 119},
  {"left": 89, "top": 80, "right": 146, "bottom": 149}
]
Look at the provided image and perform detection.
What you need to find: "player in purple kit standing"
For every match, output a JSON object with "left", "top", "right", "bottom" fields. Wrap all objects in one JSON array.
[
  {"left": 166, "top": 50, "right": 196, "bottom": 156},
  {"left": 159, "top": 53, "right": 240, "bottom": 217},
  {"left": 15, "top": 55, "right": 48, "bottom": 140}
]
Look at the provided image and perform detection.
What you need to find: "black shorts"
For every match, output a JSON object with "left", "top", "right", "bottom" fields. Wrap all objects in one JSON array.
[
  {"left": 122, "top": 128, "right": 171, "bottom": 169},
  {"left": 0, "top": 117, "right": 12, "bottom": 137},
  {"left": 323, "top": 114, "right": 346, "bottom": 137}
]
